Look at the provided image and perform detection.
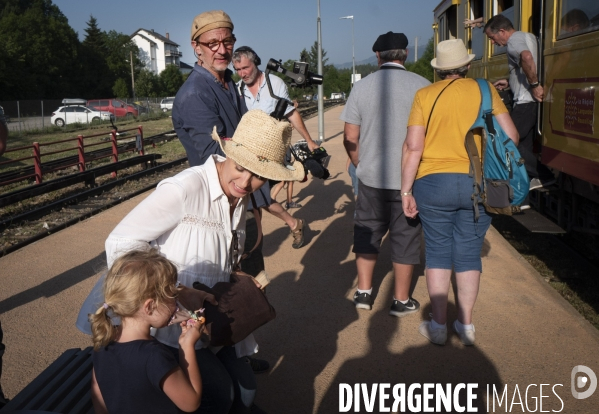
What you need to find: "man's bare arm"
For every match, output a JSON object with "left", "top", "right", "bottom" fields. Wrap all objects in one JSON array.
[
  {"left": 520, "top": 50, "right": 543, "bottom": 102},
  {"left": 287, "top": 110, "right": 320, "bottom": 151},
  {"left": 343, "top": 123, "right": 360, "bottom": 166}
]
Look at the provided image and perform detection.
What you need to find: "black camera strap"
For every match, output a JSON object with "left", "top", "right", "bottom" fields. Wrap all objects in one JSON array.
[{"left": 425, "top": 79, "right": 457, "bottom": 135}]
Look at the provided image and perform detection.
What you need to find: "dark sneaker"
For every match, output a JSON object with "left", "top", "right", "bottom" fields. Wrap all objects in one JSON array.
[
  {"left": 246, "top": 356, "right": 270, "bottom": 373},
  {"left": 389, "top": 298, "right": 420, "bottom": 317},
  {"left": 353, "top": 291, "right": 372, "bottom": 310},
  {"left": 291, "top": 218, "right": 305, "bottom": 249}
]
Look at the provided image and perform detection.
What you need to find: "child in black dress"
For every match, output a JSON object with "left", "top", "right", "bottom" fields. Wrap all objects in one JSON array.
[{"left": 90, "top": 249, "right": 205, "bottom": 414}]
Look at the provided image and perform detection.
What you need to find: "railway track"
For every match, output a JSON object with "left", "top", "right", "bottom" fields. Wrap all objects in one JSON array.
[
  {"left": 0, "top": 101, "right": 343, "bottom": 256},
  {"left": 0, "top": 157, "right": 189, "bottom": 256}
]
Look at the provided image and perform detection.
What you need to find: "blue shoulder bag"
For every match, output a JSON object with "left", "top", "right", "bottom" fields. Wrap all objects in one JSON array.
[{"left": 465, "top": 79, "right": 529, "bottom": 219}]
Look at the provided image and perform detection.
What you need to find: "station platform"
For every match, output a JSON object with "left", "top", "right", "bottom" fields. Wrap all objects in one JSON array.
[{"left": 1, "top": 105, "right": 598, "bottom": 413}]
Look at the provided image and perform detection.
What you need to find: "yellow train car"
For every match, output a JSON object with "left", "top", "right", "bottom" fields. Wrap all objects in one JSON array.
[{"left": 433, "top": 0, "right": 599, "bottom": 232}]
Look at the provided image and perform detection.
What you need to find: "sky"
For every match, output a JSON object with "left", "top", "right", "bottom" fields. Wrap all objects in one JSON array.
[{"left": 55, "top": 0, "right": 441, "bottom": 68}]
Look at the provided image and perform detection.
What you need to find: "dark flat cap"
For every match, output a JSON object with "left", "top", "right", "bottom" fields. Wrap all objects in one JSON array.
[{"left": 372, "top": 31, "right": 408, "bottom": 52}]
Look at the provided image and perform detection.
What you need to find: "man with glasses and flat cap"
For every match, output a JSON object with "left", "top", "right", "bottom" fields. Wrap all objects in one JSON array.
[
  {"left": 173, "top": 10, "right": 242, "bottom": 167},
  {"left": 172, "top": 10, "right": 272, "bottom": 386}
]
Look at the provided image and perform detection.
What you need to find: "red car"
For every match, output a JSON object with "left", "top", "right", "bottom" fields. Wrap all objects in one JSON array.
[{"left": 87, "top": 99, "right": 138, "bottom": 118}]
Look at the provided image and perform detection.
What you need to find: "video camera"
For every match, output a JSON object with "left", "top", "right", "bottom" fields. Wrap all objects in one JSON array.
[
  {"left": 266, "top": 59, "right": 323, "bottom": 89},
  {"left": 290, "top": 141, "right": 330, "bottom": 181},
  {"left": 264, "top": 58, "right": 323, "bottom": 121},
  {"left": 264, "top": 59, "right": 329, "bottom": 180}
]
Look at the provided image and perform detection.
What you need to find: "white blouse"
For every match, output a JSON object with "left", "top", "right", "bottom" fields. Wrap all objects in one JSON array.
[{"left": 105, "top": 155, "right": 257, "bottom": 355}]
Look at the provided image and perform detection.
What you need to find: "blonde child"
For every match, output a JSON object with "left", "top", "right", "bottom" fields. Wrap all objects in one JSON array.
[{"left": 90, "top": 249, "right": 204, "bottom": 414}]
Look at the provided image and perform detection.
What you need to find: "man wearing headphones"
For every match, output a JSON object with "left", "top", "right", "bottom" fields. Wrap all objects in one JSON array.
[
  {"left": 233, "top": 46, "right": 319, "bottom": 153},
  {"left": 233, "top": 46, "right": 319, "bottom": 248}
]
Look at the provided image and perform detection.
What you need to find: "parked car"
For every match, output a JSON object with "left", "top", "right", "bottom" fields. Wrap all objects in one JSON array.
[
  {"left": 131, "top": 102, "right": 150, "bottom": 115},
  {"left": 87, "top": 99, "right": 138, "bottom": 118},
  {"left": 160, "top": 97, "right": 175, "bottom": 112},
  {"left": 330, "top": 92, "right": 346, "bottom": 100},
  {"left": 51, "top": 105, "right": 114, "bottom": 127}
]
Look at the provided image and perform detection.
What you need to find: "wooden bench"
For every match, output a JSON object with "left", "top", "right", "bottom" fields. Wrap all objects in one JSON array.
[{"left": 0, "top": 347, "right": 93, "bottom": 413}]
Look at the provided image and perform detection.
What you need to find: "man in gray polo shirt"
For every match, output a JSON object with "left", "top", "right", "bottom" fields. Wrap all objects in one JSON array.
[
  {"left": 341, "top": 31, "right": 430, "bottom": 316},
  {"left": 484, "top": 14, "right": 555, "bottom": 193}
]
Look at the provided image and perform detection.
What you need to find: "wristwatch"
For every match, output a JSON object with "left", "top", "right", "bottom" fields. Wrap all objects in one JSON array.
[{"left": 529, "top": 81, "right": 540, "bottom": 88}]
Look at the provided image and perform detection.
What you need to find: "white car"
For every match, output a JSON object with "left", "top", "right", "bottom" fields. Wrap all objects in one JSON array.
[
  {"left": 51, "top": 105, "right": 114, "bottom": 127},
  {"left": 160, "top": 97, "right": 175, "bottom": 112}
]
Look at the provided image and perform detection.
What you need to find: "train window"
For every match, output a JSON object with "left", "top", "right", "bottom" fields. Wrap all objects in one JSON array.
[
  {"left": 439, "top": 15, "right": 447, "bottom": 42},
  {"left": 469, "top": 0, "right": 485, "bottom": 60},
  {"left": 557, "top": 0, "right": 599, "bottom": 39},
  {"left": 438, "top": 5, "right": 458, "bottom": 43},
  {"left": 446, "top": 6, "right": 457, "bottom": 40}
]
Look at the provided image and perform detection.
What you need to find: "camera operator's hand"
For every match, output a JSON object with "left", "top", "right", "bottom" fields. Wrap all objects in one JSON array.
[{"left": 306, "top": 138, "right": 320, "bottom": 152}]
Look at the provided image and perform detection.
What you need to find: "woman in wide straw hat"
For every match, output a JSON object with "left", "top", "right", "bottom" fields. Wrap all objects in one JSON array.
[
  {"left": 104, "top": 109, "right": 303, "bottom": 413},
  {"left": 401, "top": 39, "right": 518, "bottom": 347}
]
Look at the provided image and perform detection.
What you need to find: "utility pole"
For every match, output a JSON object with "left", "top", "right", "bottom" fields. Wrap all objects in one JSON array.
[
  {"left": 130, "top": 50, "right": 136, "bottom": 100},
  {"left": 415, "top": 37, "right": 418, "bottom": 62},
  {"left": 317, "top": 0, "right": 324, "bottom": 143},
  {"left": 339, "top": 16, "right": 355, "bottom": 89}
]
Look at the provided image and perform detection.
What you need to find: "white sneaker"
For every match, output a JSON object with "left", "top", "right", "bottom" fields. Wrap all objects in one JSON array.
[
  {"left": 419, "top": 321, "right": 447, "bottom": 345},
  {"left": 453, "top": 320, "right": 476, "bottom": 346}
]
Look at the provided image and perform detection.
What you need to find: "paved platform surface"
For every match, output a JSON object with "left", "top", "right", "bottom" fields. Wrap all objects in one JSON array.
[{"left": 1, "top": 105, "right": 598, "bottom": 413}]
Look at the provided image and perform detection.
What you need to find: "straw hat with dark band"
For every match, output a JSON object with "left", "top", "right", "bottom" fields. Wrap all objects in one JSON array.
[{"left": 212, "top": 110, "right": 305, "bottom": 182}]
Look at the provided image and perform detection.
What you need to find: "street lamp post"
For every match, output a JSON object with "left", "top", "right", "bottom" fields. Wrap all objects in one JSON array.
[
  {"left": 317, "top": 0, "right": 324, "bottom": 142},
  {"left": 339, "top": 15, "right": 355, "bottom": 88}
]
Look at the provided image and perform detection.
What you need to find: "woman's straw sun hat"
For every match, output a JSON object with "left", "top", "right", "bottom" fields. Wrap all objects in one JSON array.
[
  {"left": 431, "top": 39, "right": 475, "bottom": 70},
  {"left": 212, "top": 110, "right": 305, "bottom": 182}
]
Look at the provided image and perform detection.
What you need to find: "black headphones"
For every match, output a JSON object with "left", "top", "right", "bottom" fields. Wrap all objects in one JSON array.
[{"left": 235, "top": 46, "right": 261, "bottom": 66}]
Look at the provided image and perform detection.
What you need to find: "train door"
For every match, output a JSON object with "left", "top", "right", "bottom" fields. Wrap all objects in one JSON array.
[
  {"left": 541, "top": 0, "right": 599, "bottom": 190},
  {"left": 433, "top": 0, "right": 461, "bottom": 81},
  {"left": 468, "top": 0, "right": 486, "bottom": 62}
]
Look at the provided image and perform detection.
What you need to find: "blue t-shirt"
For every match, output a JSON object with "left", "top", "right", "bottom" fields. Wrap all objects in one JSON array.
[{"left": 93, "top": 339, "right": 181, "bottom": 414}]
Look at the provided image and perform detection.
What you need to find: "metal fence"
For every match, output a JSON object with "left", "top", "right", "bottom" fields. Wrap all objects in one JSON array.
[{"left": 0, "top": 97, "right": 170, "bottom": 133}]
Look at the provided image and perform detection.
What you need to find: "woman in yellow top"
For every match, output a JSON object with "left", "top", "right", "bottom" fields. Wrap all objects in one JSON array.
[{"left": 401, "top": 39, "right": 519, "bottom": 346}]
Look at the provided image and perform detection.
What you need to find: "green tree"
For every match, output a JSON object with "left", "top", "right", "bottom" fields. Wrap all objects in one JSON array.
[
  {"left": 304, "top": 41, "right": 328, "bottom": 72},
  {"left": 159, "top": 64, "right": 184, "bottom": 96},
  {"left": 406, "top": 38, "right": 434, "bottom": 82},
  {"left": 0, "top": 0, "right": 80, "bottom": 99},
  {"left": 135, "top": 69, "right": 161, "bottom": 97},
  {"left": 82, "top": 15, "right": 106, "bottom": 52},
  {"left": 322, "top": 65, "right": 351, "bottom": 97},
  {"left": 112, "top": 78, "right": 129, "bottom": 98},
  {"left": 105, "top": 30, "right": 141, "bottom": 96},
  {"left": 80, "top": 15, "right": 112, "bottom": 97}
]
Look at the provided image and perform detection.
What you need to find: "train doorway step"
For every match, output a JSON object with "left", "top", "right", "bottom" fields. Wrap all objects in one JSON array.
[{"left": 511, "top": 208, "right": 566, "bottom": 234}]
